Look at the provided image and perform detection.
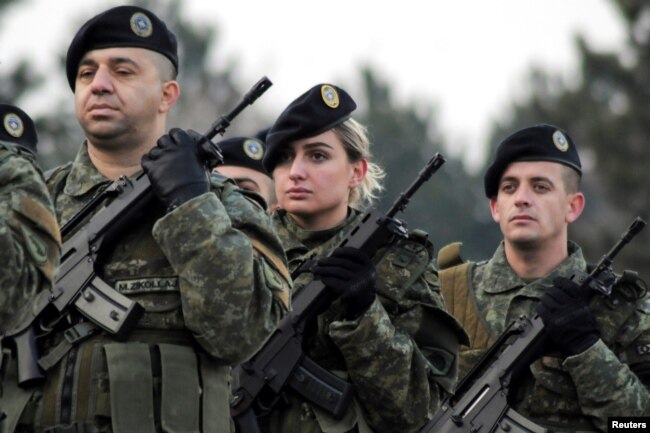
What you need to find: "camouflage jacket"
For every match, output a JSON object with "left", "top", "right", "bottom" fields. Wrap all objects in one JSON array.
[
  {"left": 265, "top": 209, "right": 467, "bottom": 433},
  {"left": 468, "top": 241, "right": 650, "bottom": 432},
  {"left": 26, "top": 142, "right": 291, "bottom": 432},
  {"left": 0, "top": 143, "right": 60, "bottom": 329}
]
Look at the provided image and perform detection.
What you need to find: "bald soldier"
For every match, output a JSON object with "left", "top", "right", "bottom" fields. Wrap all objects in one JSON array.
[
  {"left": 0, "top": 104, "right": 60, "bottom": 430},
  {"left": 438, "top": 124, "right": 650, "bottom": 432},
  {"left": 0, "top": 6, "right": 290, "bottom": 432},
  {"left": 214, "top": 136, "right": 277, "bottom": 211}
]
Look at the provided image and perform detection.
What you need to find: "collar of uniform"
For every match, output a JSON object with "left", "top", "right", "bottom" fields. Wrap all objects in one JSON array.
[
  {"left": 64, "top": 141, "right": 117, "bottom": 196},
  {"left": 481, "top": 241, "right": 587, "bottom": 295},
  {"left": 272, "top": 208, "right": 362, "bottom": 268}
]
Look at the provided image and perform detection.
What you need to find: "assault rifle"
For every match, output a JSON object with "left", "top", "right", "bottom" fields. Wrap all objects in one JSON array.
[
  {"left": 231, "top": 153, "right": 447, "bottom": 433},
  {"left": 1, "top": 77, "right": 273, "bottom": 387},
  {"left": 421, "top": 217, "right": 646, "bottom": 433}
]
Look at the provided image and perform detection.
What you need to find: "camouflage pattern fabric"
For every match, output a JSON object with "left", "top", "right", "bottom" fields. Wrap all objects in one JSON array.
[
  {"left": 0, "top": 143, "right": 60, "bottom": 329},
  {"left": 263, "top": 209, "right": 467, "bottom": 433},
  {"left": 21, "top": 143, "right": 290, "bottom": 431},
  {"left": 466, "top": 241, "right": 650, "bottom": 432}
]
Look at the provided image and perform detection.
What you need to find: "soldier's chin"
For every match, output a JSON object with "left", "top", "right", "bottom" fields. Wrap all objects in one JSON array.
[
  {"left": 508, "top": 232, "right": 540, "bottom": 250},
  {"left": 83, "top": 126, "right": 126, "bottom": 147}
]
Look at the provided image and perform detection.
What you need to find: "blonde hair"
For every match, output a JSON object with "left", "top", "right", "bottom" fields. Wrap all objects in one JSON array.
[{"left": 332, "top": 118, "right": 385, "bottom": 209}]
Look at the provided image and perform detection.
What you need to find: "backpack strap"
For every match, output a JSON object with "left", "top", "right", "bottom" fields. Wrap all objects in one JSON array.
[{"left": 438, "top": 243, "right": 494, "bottom": 351}]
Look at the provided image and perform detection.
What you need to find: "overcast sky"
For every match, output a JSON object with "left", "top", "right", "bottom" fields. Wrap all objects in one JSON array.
[{"left": 0, "top": 0, "right": 625, "bottom": 170}]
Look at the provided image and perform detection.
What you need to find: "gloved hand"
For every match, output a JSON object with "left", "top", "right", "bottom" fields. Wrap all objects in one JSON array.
[
  {"left": 142, "top": 128, "right": 209, "bottom": 212},
  {"left": 312, "top": 246, "right": 377, "bottom": 320},
  {"left": 536, "top": 276, "right": 601, "bottom": 356}
]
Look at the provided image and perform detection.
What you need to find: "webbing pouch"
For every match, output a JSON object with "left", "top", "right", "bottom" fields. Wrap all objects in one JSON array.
[
  {"left": 104, "top": 343, "right": 156, "bottom": 433},
  {"left": 159, "top": 344, "right": 200, "bottom": 433},
  {"left": 198, "top": 353, "right": 231, "bottom": 433}
]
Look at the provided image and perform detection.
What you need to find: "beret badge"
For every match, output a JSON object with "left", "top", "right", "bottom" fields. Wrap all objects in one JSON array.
[
  {"left": 321, "top": 85, "right": 340, "bottom": 109},
  {"left": 243, "top": 139, "right": 264, "bottom": 161},
  {"left": 130, "top": 12, "right": 153, "bottom": 38},
  {"left": 552, "top": 130, "right": 569, "bottom": 152},
  {"left": 3, "top": 113, "right": 24, "bottom": 138}
]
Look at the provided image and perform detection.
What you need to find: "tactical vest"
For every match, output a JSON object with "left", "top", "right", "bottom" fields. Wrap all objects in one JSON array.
[
  {"left": 1, "top": 167, "right": 236, "bottom": 433},
  {"left": 437, "top": 242, "right": 494, "bottom": 378}
]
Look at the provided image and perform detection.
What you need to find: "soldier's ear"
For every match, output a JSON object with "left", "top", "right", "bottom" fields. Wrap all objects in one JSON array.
[
  {"left": 160, "top": 80, "right": 180, "bottom": 114},
  {"left": 348, "top": 159, "right": 367, "bottom": 189},
  {"left": 566, "top": 192, "right": 585, "bottom": 224},
  {"left": 489, "top": 196, "right": 501, "bottom": 224}
]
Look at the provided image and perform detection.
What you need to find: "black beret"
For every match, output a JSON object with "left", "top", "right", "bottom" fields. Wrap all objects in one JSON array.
[
  {"left": 484, "top": 124, "right": 582, "bottom": 197},
  {"left": 263, "top": 84, "right": 356, "bottom": 172},
  {"left": 0, "top": 104, "right": 38, "bottom": 155},
  {"left": 66, "top": 5, "right": 178, "bottom": 90},
  {"left": 218, "top": 136, "right": 269, "bottom": 176},
  {"left": 254, "top": 127, "right": 271, "bottom": 143}
]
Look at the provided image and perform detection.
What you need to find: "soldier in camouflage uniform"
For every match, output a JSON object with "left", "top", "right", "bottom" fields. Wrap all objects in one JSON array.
[
  {"left": 438, "top": 124, "right": 650, "bottom": 431},
  {"left": 0, "top": 104, "right": 60, "bottom": 330},
  {"left": 259, "top": 84, "right": 468, "bottom": 433},
  {"left": 0, "top": 106, "right": 61, "bottom": 425},
  {"left": 1, "top": 6, "right": 290, "bottom": 433},
  {"left": 214, "top": 136, "right": 277, "bottom": 211}
]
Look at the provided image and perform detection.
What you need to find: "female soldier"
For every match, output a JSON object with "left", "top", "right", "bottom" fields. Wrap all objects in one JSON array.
[{"left": 260, "top": 84, "right": 468, "bottom": 433}]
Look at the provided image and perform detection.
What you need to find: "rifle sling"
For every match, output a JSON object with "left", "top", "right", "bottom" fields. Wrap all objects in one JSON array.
[{"left": 38, "top": 321, "right": 97, "bottom": 371}]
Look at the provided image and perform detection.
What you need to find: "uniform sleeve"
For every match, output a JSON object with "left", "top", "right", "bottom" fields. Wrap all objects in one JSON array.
[
  {"left": 152, "top": 185, "right": 290, "bottom": 364},
  {"left": 0, "top": 149, "right": 61, "bottom": 329},
  {"left": 328, "top": 260, "right": 465, "bottom": 433},
  {"left": 563, "top": 332, "right": 650, "bottom": 429}
]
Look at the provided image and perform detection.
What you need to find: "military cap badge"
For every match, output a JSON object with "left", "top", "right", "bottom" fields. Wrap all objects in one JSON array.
[
  {"left": 3, "top": 113, "right": 24, "bottom": 138},
  {"left": 130, "top": 12, "right": 153, "bottom": 37},
  {"left": 552, "top": 130, "right": 569, "bottom": 152},
  {"left": 243, "top": 139, "right": 264, "bottom": 161},
  {"left": 321, "top": 85, "right": 340, "bottom": 109}
]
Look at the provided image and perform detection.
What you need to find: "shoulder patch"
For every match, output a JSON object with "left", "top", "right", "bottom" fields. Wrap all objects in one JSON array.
[
  {"left": 12, "top": 193, "right": 61, "bottom": 244},
  {"left": 21, "top": 225, "right": 48, "bottom": 265}
]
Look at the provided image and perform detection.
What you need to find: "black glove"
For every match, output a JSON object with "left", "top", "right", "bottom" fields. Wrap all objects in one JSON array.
[
  {"left": 312, "top": 246, "right": 377, "bottom": 320},
  {"left": 142, "top": 128, "right": 209, "bottom": 212},
  {"left": 536, "top": 277, "right": 601, "bottom": 356}
]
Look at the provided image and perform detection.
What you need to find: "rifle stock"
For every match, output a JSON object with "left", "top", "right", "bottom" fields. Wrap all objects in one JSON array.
[
  {"left": 1, "top": 77, "right": 273, "bottom": 387},
  {"left": 421, "top": 217, "right": 646, "bottom": 433},
  {"left": 231, "top": 153, "right": 446, "bottom": 433}
]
